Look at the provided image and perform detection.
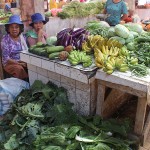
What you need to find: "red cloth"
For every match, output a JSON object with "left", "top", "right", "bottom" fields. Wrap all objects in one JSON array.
[{"left": 124, "top": 16, "right": 133, "bottom": 23}]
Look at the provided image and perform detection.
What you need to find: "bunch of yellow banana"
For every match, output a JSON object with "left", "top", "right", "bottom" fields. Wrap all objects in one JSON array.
[
  {"left": 103, "top": 57, "right": 116, "bottom": 74},
  {"left": 87, "top": 35, "right": 104, "bottom": 48},
  {"left": 82, "top": 42, "right": 91, "bottom": 53},
  {"left": 109, "top": 47, "right": 120, "bottom": 56},
  {"left": 95, "top": 49, "right": 107, "bottom": 68},
  {"left": 100, "top": 45, "right": 120, "bottom": 57},
  {"left": 106, "top": 39, "right": 123, "bottom": 49},
  {"left": 119, "top": 46, "right": 129, "bottom": 57}
]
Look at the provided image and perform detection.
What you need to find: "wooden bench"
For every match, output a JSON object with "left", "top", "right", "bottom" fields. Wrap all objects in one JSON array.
[{"left": 95, "top": 70, "right": 150, "bottom": 146}]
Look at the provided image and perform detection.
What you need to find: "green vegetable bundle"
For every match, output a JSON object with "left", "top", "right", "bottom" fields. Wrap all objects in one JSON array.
[
  {"left": 57, "top": 1, "right": 104, "bottom": 19},
  {"left": 0, "top": 80, "right": 136, "bottom": 150}
]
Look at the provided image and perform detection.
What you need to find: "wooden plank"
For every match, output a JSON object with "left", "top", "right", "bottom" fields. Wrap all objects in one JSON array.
[
  {"left": 134, "top": 97, "right": 147, "bottom": 136},
  {"left": 96, "top": 80, "right": 106, "bottom": 116},
  {"left": 139, "top": 146, "right": 148, "bottom": 150},
  {"left": 147, "top": 88, "right": 150, "bottom": 106},
  {"left": 102, "top": 89, "right": 132, "bottom": 118},
  {"left": 142, "top": 111, "right": 150, "bottom": 145},
  {"left": 99, "top": 80, "right": 146, "bottom": 98}
]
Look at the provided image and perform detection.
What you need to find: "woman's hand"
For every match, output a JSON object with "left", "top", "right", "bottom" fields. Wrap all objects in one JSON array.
[{"left": 37, "top": 29, "right": 47, "bottom": 43}]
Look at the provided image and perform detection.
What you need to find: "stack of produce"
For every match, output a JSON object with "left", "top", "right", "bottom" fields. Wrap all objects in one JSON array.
[
  {"left": 107, "top": 23, "right": 143, "bottom": 46},
  {"left": 0, "top": 12, "right": 12, "bottom": 23},
  {"left": 29, "top": 41, "right": 69, "bottom": 61},
  {"left": 57, "top": 1, "right": 104, "bottom": 19},
  {"left": 85, "top": 21, "right": 110, "bottom": 38},
  {"left": 57, "top": 27, "right": 89, "bottom": 50},
  {"left": 128, "top": 32, "right": 150, "bottom": 68},
  {"left": 0, "top": 80, "right": 136, "bottom": 149}
]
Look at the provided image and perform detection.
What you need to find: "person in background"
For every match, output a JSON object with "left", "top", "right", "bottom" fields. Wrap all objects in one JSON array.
[
  {"left": 57, "top": 0, "right": 66, "bottom": 8},
  {"left": 49, "top": 0, "right": 57, "bottom": 9},
  {"left": 26, "top": 13, "right": 48, "bottom": 47},
  {"left": 103, "top": 0, "right": 128, "bottom": 26},
  {"left": 1, "top": 15, "right": 28, "bottom": 80}
]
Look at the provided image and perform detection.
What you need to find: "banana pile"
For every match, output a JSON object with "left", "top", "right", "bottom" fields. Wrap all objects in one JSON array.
[
  {"left": 94, "top": 45, "right": 137, "bottom": 74},
  {"left": 68, "top": 50, "right": 93, "bottom": 68},
  {"left": 82, "top": 35, "right": 123, "bottom": 54}
]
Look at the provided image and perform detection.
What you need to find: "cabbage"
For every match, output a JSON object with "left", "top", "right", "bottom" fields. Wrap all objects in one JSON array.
[
  {"left": 110, "top": 36, "right": 125, "bottom": 45},
  {"left": 99, "top": 21, "right": 110, "bottom": 28},
  {"left": 124, "top": 23, "right": 143, "bottom": 34},
  {"left": 108, "top": 27, "right": 116, "bottom": 37},
  {"left": 129, "top": 31, "right": 139, "bottom": 37},
  {"left": 46, "top": 36, "right": 57, "bottom": 45},
  {"left": 125, "top": 33, "right": 134, "bottom": 44},
  {"left": 114, "top": 24, "right": 130, "bottom": 39},
  {"left": 127, "top": 42, "right": 136, "bottom": 51}
]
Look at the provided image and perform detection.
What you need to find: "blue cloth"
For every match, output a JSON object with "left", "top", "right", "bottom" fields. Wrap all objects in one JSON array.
[
  {"left": 5, "top": 4, "right": 11, "bottom": 11},
  {"left": 105, "top": 0, "right": 128, "bottom": 26}
]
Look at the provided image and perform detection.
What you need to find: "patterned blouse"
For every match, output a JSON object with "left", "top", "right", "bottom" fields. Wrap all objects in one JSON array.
[{"left": 1, "top": 34, "right": 23, "bottom": 65}]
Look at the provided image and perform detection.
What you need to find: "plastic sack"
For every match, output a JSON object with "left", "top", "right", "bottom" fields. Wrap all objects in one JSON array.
[{"left": 0, "top": 78, "right": 29, "bottom": 115}]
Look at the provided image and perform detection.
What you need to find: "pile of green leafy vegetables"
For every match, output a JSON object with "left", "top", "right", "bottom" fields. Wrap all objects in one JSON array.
[
  {"left": 57, "top": 1, "right": 104, "bottom": 19},
  {"left": 0, "top": 80, "right": 136, "bottom": 150},
  {"left": 130, "top": 32, "right": 150, "bottom": 68},
  {"left": 85, "top": 21, "right": 109, "bottom": 38}
]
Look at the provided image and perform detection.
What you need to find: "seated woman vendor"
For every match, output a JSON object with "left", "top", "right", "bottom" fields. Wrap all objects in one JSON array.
[
  {"left": 1, "top": 15, "right": 28, "bottom": 80},
  {"left": 26, "top": 13, "right": 48, "bottom": 47}
]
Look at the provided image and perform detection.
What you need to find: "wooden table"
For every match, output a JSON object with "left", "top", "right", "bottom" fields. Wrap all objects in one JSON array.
[{"left": 95, "top": 70, "right": 150, "bottom": 145}]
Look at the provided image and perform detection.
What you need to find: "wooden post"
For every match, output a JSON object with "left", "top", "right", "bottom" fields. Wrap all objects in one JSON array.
[
  {"left": 134, "top": 97, "right": 147, "bottom": 136},
  {"left": 19, "top": 0, "right": 45, "bottom": 31},
  {"left": 96, "top": 80, "right": 106, "bottom": 116}
]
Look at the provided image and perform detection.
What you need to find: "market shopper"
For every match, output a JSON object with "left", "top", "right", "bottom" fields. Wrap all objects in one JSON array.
[
  {"left": 26, "top": 13, "right": 48, "bottom": 47},
  {"left": 1, "top": 15, "right": 28, "bottom": 80},
  {"left": 103, "top": 0, "right": 128, "bottom": 26}
]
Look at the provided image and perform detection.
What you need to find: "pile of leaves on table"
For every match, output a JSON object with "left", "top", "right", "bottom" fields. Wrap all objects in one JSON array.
[
  {"left": 57, "top": 1, "right": 104, "bottom": 19},
  {"left": 0, "top": 80, "right": 136, "bottom": 150}
]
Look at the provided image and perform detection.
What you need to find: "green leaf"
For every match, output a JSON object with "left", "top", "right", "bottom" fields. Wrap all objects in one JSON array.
[{"left": 4, "top": 134, "right": 19, "bottom": 150}]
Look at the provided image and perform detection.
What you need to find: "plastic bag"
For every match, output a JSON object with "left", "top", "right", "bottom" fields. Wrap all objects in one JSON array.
[{"left": 0, "top": 77, "right": 29, "bottom": 115}]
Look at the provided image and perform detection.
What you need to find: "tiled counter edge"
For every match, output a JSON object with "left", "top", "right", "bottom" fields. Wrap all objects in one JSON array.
[{"left": 20, "top": 52, "right": 97, "bottom": 116}]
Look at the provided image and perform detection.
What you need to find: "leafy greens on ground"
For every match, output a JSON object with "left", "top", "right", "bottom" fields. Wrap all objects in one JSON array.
[{"left": 0, "top": 80, "right": 136, "bottom": 150}]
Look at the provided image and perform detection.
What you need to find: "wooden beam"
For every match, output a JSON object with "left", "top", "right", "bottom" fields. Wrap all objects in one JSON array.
[
  {"left": 102, "top": 89, "right": 132, "bottom": 118},
  {"left": 96, "top": 80, "right": 106, "bottom": 116},
  {"left": 142, "top": 110, "right": 150, "bottom": 145},
  {"left": 134, "top": 97, "right": 147, "bottom": 136},
  {"left": 99, "top": 80, "right": 146, "bottom": 98}
]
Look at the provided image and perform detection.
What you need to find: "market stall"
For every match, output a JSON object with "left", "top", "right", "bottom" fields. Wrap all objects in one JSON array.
[{"left": 95, "top": 70, "right": 150, "bottom": 145}]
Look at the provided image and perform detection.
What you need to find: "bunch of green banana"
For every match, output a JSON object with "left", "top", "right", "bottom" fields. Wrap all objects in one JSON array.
[
  {"left": 118, "top": 63, "right": 129, "bottom": 72},
  {"left": 68, "top": 50, "right": 92, "bottom": 67},
  {"left": 119, "top": 46, "right": 129, "bottom": 57},
  {"left": 115, "top": 57, "right": 128, "bottom": 72},
  {"left": 128, "top": 57, "right": 138, "bottom": 65}
]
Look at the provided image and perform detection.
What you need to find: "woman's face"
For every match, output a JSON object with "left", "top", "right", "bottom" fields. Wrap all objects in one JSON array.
[
  {"left": 8, "top": 24, "right": 20, "bottom": 38},
  {"left": 33, "top": 21, "right": 44, "bottom": 32}
]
